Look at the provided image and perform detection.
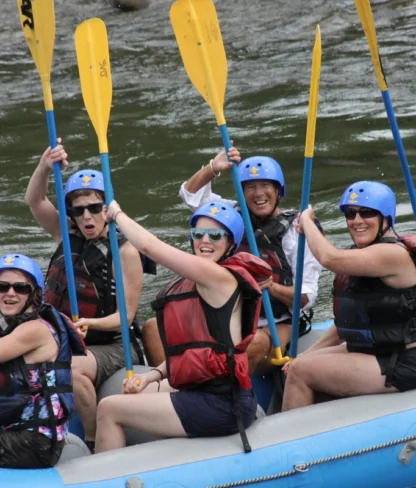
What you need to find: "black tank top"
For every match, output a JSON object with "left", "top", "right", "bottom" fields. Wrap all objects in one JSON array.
[{"left": 200, "top": 286, "right": 241, "bottom": 347}]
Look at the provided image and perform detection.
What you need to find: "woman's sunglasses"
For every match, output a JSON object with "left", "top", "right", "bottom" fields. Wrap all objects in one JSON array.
[
  {"left": 190, "top": 228, "right": 230, "bottom": 242},
  {"left": 71, "top": 202, "right": 104, "bottom": 218},
  {"left": 344, "top": 207, "right": 380, "bottom": 221},
  {"left": 0, "top": 281, "right": 33, "bottom": 295}
]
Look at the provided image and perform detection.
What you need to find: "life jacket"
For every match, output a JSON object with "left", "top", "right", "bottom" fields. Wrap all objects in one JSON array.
[
  {"left": 0, "top": 303, "right": 86, "bottom": 443},
  {"left": 333, "top": 235, "right": 416, "bottom": 356},
  {"left": 45, "top": 228, "right": 155, "bottom": 348},
  {"left": 152, "top": 252, "right": 270, "bottom": 390},
  {"left": 152, "top": 252, "right": 270, "bottom": 452},
  {"left": 238, "top": 210, "right": 297, "bottom": 320}
]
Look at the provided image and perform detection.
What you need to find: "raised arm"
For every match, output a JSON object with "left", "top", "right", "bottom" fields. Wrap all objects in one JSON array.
[
  {"left": 25, "top": 140, "right": 69, "bottom": 242},
  {"left": 106, "top": 202, "right": 236, "bottom": 293},
  {"left": 300, "top": 205, "right": 410, "bottom": 279},
  {"left": 179, "top": 147, "right": 240, "bottom": 211}
]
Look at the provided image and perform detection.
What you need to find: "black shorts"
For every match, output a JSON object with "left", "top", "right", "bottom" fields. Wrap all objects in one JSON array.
[
  {"left": 376, "top": 348, "right": 416, "bottom": 391},
  {"left": 0, "top": 430, "right": 64, "bottom": 469},
  {"left": 89, "top": 340, "right": 140, "bottom": 389},
  {"left": 170, "top": 389, "right": 257, "bottom": 438}
]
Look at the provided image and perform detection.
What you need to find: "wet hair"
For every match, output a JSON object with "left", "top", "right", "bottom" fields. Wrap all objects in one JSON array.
[{"left": 67, "top": 189, "right": 104, "bottom": 204}]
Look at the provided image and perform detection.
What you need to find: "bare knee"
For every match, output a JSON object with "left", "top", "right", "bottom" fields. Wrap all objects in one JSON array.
[
  {"left": 97, "top": 396, "right": 119, "bottom": 425},
  {"left": 285, "top": 356, "right": 310, "bottom": 385},
  {"left": 72, "top": 370, "right": 95, "bottom": 398}
]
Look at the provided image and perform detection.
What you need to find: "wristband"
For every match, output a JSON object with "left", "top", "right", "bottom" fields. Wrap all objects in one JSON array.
[
  {"left": 151, "top": 368, "right": 164, "bottom": 380},
  {"left": 209, "top": 159, "right": 221, "bottom": 178}
]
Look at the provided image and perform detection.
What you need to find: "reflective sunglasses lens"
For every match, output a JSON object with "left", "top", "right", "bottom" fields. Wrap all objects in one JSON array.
[
  {"left": 207, "top": 231, "right": 224, "bottom": 242},
  {"left": 191, "top": 230, "right": 205, "bottom": 241}
]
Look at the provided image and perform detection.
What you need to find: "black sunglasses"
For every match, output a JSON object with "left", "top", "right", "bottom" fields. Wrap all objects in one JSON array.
[
  {"left": 344, "top": 207, "right": 380, "bottom": 221},
  {"left": 0, "top": 281, "right": 33, "bottom": 295},
  {"left": 71, "top": 202, "right": 104, "bottom": 218}
]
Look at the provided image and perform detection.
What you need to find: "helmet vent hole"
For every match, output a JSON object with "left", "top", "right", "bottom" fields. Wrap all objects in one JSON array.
[{"left": 359, "top": 189, "right": 364, "bottom": 192}]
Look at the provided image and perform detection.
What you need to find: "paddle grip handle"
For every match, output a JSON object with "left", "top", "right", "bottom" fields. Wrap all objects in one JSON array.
[
  {"left": 100, "top": 153, "right": 134, "bottom": 372},
  {"left": 218, "top": 124, "right": 282, "bottom": 351},
  {"left": 45, "top": 110, "right": 80, "bottom": 321}
]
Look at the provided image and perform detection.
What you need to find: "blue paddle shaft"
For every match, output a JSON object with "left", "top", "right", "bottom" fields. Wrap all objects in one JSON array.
[
  {"left": 45, "top": 110, "right": 79, "bottom": 318},
  {"left": 218, "top": 124, "right": 281, "bottom": 350},
  {"left": 289, "top": 155, "right": 313, "bottom": 358},
  {"left": 100, "top": 153, "right": 133, "bottom": 371},
  {"left": 381, "top": 90, "right": 416, "bottom": 220}
]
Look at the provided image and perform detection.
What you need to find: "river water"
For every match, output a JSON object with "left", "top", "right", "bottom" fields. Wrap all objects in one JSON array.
[{"left": 1, "top": 0, "right": 415, "bottom": 322}]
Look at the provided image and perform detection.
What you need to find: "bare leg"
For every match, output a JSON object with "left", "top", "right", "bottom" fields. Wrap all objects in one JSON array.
[
  {"left": 247, "top": 323, "right": 291, "bottom": 374},
  {"left": 282, "top": 344, "right": 397, "bottom": 411},
  {"left": 142, "top": 317, "right": 166, "bottom": 367},
  {"left": 71, "top": 351, "right": 98, "bottom": 442},
  {"left": 95, "top": 379, "right": 185, "bottom": 452}
]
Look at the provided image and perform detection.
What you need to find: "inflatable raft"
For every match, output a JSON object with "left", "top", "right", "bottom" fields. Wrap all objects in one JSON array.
[{"left": 2, "top": 321, "right": 416, "bottom": 488}]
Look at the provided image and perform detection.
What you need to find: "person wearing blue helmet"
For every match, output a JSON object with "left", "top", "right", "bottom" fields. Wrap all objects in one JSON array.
[
  {"left": 94, "top": 199, "right": 271, "bottom": 453},
  {"left": 0, "top": 253, "right": 86, "bottom": 468},
  {"left": 25, "top": 140, "right": 148, "bottom": 452},
  {"left": 177, "top": 146, "right": 322, "bottom": 373},
  {"left": 282, "top": 181, "right": 416, "bottom": 411}
]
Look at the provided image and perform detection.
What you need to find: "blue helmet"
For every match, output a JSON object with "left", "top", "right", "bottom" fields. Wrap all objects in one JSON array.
[
  {"left": 65, "top": 169, "right": 105, "bottom": 199},
  {"left": 339, "top": 181, "right": 396, "bottom": 226},
  {"left": 239, "top": 156, "right": 286, "bottom": 197},
  {"left": 190, "top": 202, "right": 244, "bottom": 250},
  {"left": 0, "top": 254, "right": 44, "bottom": 291}
]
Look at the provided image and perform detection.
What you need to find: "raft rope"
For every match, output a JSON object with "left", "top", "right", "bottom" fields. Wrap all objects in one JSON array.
[{"left": 205, "top": 434, "right": 416, "bottom": 488}]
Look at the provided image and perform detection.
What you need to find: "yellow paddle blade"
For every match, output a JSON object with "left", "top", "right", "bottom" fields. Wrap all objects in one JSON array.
[
  {"left": 305, "top": 25, "right": 322, "bottom": 159},
  {"left": 170, "top": 0, "right": 227, "bottom": 125},
  {"left": 75, "top": 18, "right": 112, "bottom": 154},
  {"left": 17, "top": 0, "right": 55, "bottom": 109},
  {"left": 354, "top": 0, "right": 388, "bottom": 91}
]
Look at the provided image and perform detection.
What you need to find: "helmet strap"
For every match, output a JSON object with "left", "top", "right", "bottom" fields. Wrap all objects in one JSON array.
[{"left": 369, "top": 215, "right": 390, "bottom": 245}]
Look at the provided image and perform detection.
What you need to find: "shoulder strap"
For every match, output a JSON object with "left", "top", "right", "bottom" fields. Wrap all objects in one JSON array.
[{"left": 256, "top": 210, "right": 297, "bottom": 240}]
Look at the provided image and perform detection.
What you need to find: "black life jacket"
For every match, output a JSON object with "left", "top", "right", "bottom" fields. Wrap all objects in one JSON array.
[
  {"left": 333, "top": 236, "right": 416, "bottom": 355},
  {"left": 0, "top": 303, "right": 86, "bottom": 443},
  {"left": 44, "top": 228, "right": 154, "bottom": 349},
  {"left": 238, "top": 210, "right": 297, "bottom": 320}
]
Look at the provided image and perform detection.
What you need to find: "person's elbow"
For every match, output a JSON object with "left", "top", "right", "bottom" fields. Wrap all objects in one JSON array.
[{"left": 301, "top": 293, "right": 310, "bottom": 308}]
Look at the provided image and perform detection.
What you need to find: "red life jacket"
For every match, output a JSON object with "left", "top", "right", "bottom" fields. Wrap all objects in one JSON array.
[{"left": 152, "top": 252, "right": 271, "bottom": 391}]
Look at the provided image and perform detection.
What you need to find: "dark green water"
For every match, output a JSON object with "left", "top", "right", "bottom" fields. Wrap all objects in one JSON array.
[{"left": 1, "top": 0, "right": 415, "bottom": 321}]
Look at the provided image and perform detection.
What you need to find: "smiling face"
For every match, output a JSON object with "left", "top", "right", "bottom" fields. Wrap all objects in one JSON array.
[
  {"left": 191, "top": 216, "right": 232, "bottom": 262},
  {"left": 71, "top": 191, "right": 107, "bottom": 240},
  {"left": 243, "top": 180, "right": 279, "bottom": 219},
  {"left": 0, "top": 270, "right": 33, "bottom": 316},
  {"left": 344, "top": 206, "right": 385, "bottom": 248}
]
